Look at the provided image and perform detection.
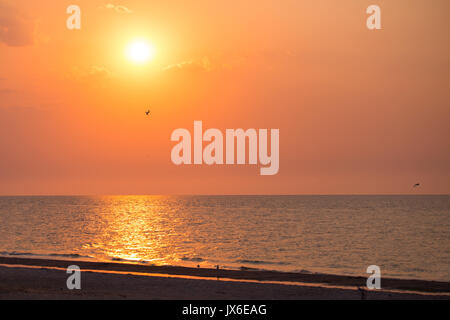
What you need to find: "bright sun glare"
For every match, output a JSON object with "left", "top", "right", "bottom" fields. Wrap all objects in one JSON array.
[{"left": 126, "top": 40, "right": 155, "bottom": 64}]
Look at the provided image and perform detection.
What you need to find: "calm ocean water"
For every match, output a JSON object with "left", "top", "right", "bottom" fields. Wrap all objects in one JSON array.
[{"left": 0, "top": 195, "right": 448, "bottom": 281}]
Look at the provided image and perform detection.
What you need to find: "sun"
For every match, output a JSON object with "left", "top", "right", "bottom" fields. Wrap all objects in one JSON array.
[{"left": 126, "top": 40, "right": 155, "bottom": 64}]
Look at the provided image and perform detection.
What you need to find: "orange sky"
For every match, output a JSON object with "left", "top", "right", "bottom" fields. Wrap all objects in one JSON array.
[{"left": 0, "top": 0, "right": 449, "bottom": 195}]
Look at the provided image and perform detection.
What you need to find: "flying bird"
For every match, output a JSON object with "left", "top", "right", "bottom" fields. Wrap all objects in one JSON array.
[
  {"left": 413, "top": 183, "right": 420, "bottom": 188},
  {"left": 145, "top": 110, "right": 150, "bottom": 116}
]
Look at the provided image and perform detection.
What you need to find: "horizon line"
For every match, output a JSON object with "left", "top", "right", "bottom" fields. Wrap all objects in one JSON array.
[{"left": 0, "top": 193, "right": 449, "bottom": 197}]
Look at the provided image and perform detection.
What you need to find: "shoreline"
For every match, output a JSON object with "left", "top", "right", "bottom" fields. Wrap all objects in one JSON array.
[{"left": 0, "top": 256, "right": 449, "bottom": 297}]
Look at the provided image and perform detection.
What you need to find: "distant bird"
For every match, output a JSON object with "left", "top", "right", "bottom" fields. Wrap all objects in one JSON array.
[
  {"left": 413, "top": 183, "right": 420, "bottom": 188},
  {"left": 145, "top": 110, "right": 150, "bottom": 116}
]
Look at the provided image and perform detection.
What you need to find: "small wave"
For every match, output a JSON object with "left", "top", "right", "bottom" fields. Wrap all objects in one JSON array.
[
  {"left": 236, "top": 259, "right": 290, "bottom": 266},
  {"left": 180, "top": 257, "right": 204, "bottom": 262},
  {"left": 111, "top": 257, "right": 125, "bottom": 261},
  {"left": 48, "top": 253, "right": 93, "bottom": 259},
  {"left": 0, "top": 251, "right": 93, "bottom": 259},
  {"left": 109, "top": 257, "right": 151, "bottom": 264},
  {"left": 291, "top": 269, "right": 314, "bottom": 274},
  {"left": 239, "top": 266, "right": 261, "bottom": 271},
  {"left": 0, "top": 251, "right": 34, "bottom": 256},
  {"left": 110, "top": 257, "right": 139, "bottom": 262}
]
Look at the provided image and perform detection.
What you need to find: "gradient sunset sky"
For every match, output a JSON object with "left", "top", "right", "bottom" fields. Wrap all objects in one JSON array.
[{"left": 0, "top": 0, "right": 449, "bottom": 195}]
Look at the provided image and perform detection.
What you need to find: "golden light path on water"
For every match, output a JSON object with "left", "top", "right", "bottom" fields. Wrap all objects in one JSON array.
[
  {"left": 84, "top": 196, "right": 180, "bottom": 265},
  {"left": 0, "top": 195, "right": 449, "bottom": 281}
]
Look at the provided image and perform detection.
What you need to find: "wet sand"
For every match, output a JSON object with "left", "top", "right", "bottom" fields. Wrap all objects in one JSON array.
[{"left": 0, "top": 257, "right": 449, "bottom": 299}]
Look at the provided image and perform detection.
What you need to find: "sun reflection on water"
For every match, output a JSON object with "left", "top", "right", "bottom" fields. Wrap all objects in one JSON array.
[
  {"left": 1, "top": 195, "right": 449, "bottom": 280},
  {"left": 85, "top": 196, "right": 178, "bottom": 265}
]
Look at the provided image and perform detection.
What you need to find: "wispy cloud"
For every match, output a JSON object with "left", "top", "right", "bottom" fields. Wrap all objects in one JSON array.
[
  {"left": 163, "top": 57, "right": 212, "bottom": 74},
  {"left": 99, "top": 3, "right": 133, "bottom": 14},
  {"left": 0, "top": 0, "right": 35, "bottom": 47},
  {"left": 71, "top": 65, "right": 113, "bottom": 81}
]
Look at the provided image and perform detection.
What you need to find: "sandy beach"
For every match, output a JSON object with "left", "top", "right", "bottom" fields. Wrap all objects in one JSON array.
[{"left": 0, "top": 257, "right": 448, "bottom": 300}]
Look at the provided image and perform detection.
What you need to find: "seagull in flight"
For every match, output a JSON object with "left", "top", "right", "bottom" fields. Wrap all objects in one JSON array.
[
  {"left": 413, "top": 183, "right": 420, "bottom": 188},
  {"left": 145, "top": 109, "right": 150, "bottom": 116}
]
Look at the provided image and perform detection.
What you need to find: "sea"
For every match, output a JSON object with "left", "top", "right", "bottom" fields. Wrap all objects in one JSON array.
[{"left": 0, "top": 195, "right": 448, "bottom": 281}]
